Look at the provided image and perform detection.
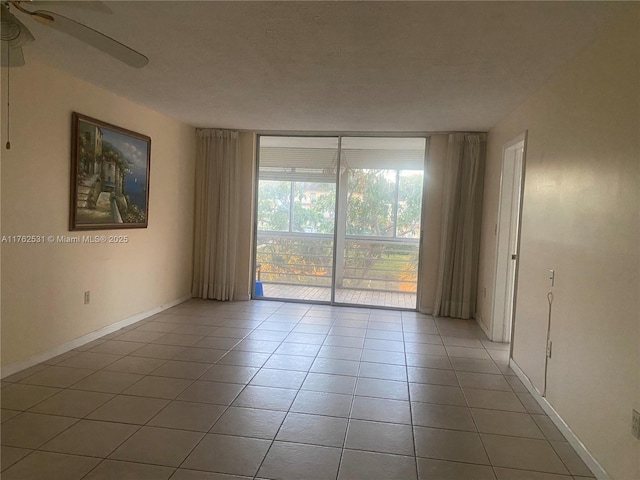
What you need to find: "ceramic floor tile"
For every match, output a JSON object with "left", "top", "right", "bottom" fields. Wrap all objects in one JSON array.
[
  {"left": 405, "top": 343, "right": 447, "bottom": 356},
  {"left": 516, "top": 393, "right": 546, "bottom": 414},
  {"left": 405, "top": 353, "right": 452, "bottom": 370},
  {"left": 338, "top": 449, "right": 417, "bottom": 480},
  {"left": 123, "top": 375, "right": 193, "bottom": 399},
  {"left": 199, "top": 364, "right": 259, "bottom": 384},
  {"left": 182, "top": 433, "right": 270, "bottom": 477},
  {"left": 345, "top": 419, "right": 414, "bottom": 455},
  {"left": 87, "top": 395, "right": 169, "bottom": 424},
  {"left": 414, "top": 426, "right": 489, "bottom": 464},
  {"left": 417, "top": 457, "right": 496, "bottom": 480},
  {"left": 1, "top": 409, "right": 21, "bottom": 423},
  {"left": 301, "top": 372, "right": 357, "bottom": 395},
  {"left": 360, "top": 349, "right": 406, "bottom": 365},
  {"left": 70, "top": 370, "right": 145, "bottom": 394},
  {"left": 445, "top": 346, "right": 492, "bottom": 360},
  {"left": 409, "top": 383, "right": 467, "bottom": 406},
  {"left": 355, "top": 377, "right": 409, "bottom": 400},
  {"left": 177, "top": 381, "right": 244, "bottom": 405},
  {"left": 358, "top": 362, "right": 407, "bottom": 381},
  {"left": 311, "top": 358, "right": 360, "bottom": 376},
  {"left": 284, "top": 333, "right": 327, "bottom": 345},
  {"left": 351, "top": 396, "right": 411, "bottom": 424},
  {"left": 83, "top": 459, "right": 176, "bottom": 479},
  {"left": 116, "top": 330, "right": 166, "bottom": 343},
  {"left": 28, "top": 389, "right": 113, "bottom": 417},
  {"left": 193, "top": 337, "right": 240, "bottom": 350},
  {"left": 532, "top": 415, "right": 566, "bottom": 442},
  {"left": 471, "top": 408, "right": 545, "bottom": 438},
  {"left": 363, "top": 338, "right": 405, "bottom": 353},
  {"left": 150, "top": 360, "right": 213, "bottom": 379},
  {"left": 152, "top": 333, "right": 204, "bottom": 347},
  {"left": 1, "top": 384, "right": 61, "bottom": 410},
  {"left": 274, "top": 342, "right": 322, "bottom": 356},
  {"left": 276, "top": 412, "right": 348, "bottom": 447},
  {"left": 1, "top": 451, "right": 100, "bottom": 480},
  {"left": 450, "top": 357, "right": 501, "bottom": 374},
  {"left": 249, "top": 368, "right": 307, "bottom": 389},
  {"left": 217, "top": 351, "right": 271, "bottom": 367},
  {"left": 102, "top": 356, "right": 167, "bottom": 375},
  {"left": 258, "top": 441, "right": 342, "bottom": 480},
  {"left": 1, "top": 446, "right": 32, "bottom": 472},
  {"left": 147, "top": 400, "right": 225, "bottom": 431},
  {"left": 171, "top": 469, "right": 252, "bottom": 479},
  {"left": 1, "top": 412, "right": 78, "bottom": 449},
  {"left": 173, "top": 347, "right": 229, "bottom": 364},
  {"left": 456, "top": 371, "right": 513, "bottom": 391},
  {"left": 246, "top": 330, "right": 290, "bottom": 342},
  {"left": 403, "top": 333, "right": 442, "bottom": 345},
  {"left": 317, "top": 346, "right": 362, "bottom": 361},
  {"left": 408, "top": 367, "right": 459, "bottom": 386},
  {"left": 109, "top": 426, "right": 203, "bottom": 467},
  {"left": 493, "top": 467, "right": 573, "bottom": 480},
  {"left": 57, "top": 351, "right": 121, "bottom": 370},
  {"left": 40, "top": 419, "right": 138, "bottom": 457},
  {"left": 19, "top": 366, "right": 95, "bottom": 388},
  {"left": 412, "top": 403, "right": 476, "bottom": 431},
  {"left": 232, "top": 385, "right": 298, "bottom": 411},
  {"left": 130, "top": 344, "right": 186, "bottom": 360},
  {"left": 210, "top": 407, "right": 286, "bottom": 439},
  {"left": 2, "top": 364, "right": 50, "bottom": 383},
  {"left": 291, "top": 390, "right": 353, "bottom": 417},
  {"left": 263, "top": 354, "right": 315, "bottom": 371},
  {"left": 550, "top": 441, "right": 593, "bottom": 476},
  {"left": 323, "top": 336, "right": 365, "bottom": 349},
  {"left": 90, "top": 340, "right": 147, "bottom": 356},
  {"left": 463, "top": 388, "right": 526, "bottom": 412},
  {"left": 481, "top": 434, "right": 570, "bottom": 474}
]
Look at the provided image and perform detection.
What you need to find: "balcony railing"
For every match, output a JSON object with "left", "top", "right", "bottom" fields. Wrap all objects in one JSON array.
[{"left": 256, "top": 231, "right": 419, "bottom": 293}]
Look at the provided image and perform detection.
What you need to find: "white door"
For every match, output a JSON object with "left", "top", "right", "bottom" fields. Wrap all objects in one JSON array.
[{"left": 491, "top": 134, "right": 525, "bottom": 342}]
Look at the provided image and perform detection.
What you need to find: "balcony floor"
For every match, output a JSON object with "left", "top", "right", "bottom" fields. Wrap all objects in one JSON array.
[{"left": 258, "top": 282, "right": 417, "bottom": 309}]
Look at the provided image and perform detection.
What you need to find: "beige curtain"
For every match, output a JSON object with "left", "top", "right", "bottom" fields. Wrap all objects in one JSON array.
[
  {"left": 434, "top": 133, "right": 486, "bottom": 319},
  {"left": 192, "top": 129, "right": 240, "bottom": 301}
]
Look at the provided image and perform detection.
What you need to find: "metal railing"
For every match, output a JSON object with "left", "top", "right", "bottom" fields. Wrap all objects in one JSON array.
[{"left": 256, "top": 231, "right": 419, "bottom": 293}]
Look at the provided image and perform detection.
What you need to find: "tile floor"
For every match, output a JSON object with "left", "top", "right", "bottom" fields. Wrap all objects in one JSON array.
[{"left": 1, "top": 300, "right": 595, "bottom": 480}]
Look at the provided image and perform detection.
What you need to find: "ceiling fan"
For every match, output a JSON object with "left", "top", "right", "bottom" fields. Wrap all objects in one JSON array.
[{"left": 1, "top": 0, "right": 148, "bottom": 68}]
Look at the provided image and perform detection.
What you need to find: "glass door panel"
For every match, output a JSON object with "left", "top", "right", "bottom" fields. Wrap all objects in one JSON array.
[
  {"left": 335, "top": 137, "right": 426, "bottom": 308},
  {"left": 255, "top": 136, "right": 338, "bottom": 302}
]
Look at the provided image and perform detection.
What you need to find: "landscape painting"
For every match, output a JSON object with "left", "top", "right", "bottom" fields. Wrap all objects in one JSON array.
[{"left": 70, "top": 113, "right": 151, "bottom": 230}]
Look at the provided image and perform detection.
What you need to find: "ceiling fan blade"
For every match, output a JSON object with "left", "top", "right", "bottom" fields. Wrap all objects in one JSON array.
[
  {"left": 30, "top": 1, "right": 113, "bottom": 14},
  {"left": 1, "top": 43, "right": 26, "bottom": 67},
  {"left": 36, "top": 10, "right": 148, "bottom": 68}
]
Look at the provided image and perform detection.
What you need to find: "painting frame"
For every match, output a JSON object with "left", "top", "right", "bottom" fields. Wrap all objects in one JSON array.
[{"left": 70, "top": 112, "right": 151, "bottom": 231}]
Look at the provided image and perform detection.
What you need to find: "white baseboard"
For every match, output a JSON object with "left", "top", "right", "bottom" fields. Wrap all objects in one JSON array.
[
  {"left": 1, "top": 295, "right": 192, "bottom": 379},
  {"left": 509, "top": 358, "right": 611, "bottom": 480}
]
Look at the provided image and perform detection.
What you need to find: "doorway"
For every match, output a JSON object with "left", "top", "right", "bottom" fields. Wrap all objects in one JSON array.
[
  {"left": 254, "top": 135, "right": 427, "bottom": 309},
  {"left": 491, "top": 133, "right": 526, "bottom": 342}
]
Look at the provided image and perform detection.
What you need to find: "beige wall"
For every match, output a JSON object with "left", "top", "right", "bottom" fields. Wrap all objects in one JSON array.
[
  {"left": 1, "top": 59, "right": 196, "bottom": 371},
  {"left": 477, "top": 8, "right": 639, "bottom": 479}
]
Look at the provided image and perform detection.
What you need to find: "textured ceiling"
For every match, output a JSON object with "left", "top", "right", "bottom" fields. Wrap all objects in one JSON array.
[{"left": 15, "top": 1, "right": 631, "bottom": 131}]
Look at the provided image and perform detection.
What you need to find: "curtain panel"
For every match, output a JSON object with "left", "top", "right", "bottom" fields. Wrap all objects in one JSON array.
[
  {"left": 434, "top": 133, "right": 487, "bottom": 319},
  {"left": 192, "top": 129, "right": 240, "bottom": 301}
]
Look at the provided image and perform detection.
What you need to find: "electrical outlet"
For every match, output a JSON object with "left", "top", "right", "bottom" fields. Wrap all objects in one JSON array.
[
  {"left": 84, "top": 291, "right": 90, "bottom": 305},
  {"left": 632, "top": 409, "right": 640, "bottom": 439}
]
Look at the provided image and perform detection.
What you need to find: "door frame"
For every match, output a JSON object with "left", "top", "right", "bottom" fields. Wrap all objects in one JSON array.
[{"left": 490, "top": 132, "right": 527, "bottom": 342}]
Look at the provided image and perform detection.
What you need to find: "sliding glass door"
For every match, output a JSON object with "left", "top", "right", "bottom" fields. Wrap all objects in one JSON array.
[{"left": 254, "top": 135, "right": 426, "bottom": 309}]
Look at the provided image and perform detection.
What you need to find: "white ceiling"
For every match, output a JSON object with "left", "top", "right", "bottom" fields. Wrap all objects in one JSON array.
[{"left": 17, "top": 1, "right": 630, "bottom": 131}]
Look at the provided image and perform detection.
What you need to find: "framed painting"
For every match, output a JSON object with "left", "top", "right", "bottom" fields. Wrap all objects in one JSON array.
[{"left": 70, "top": 112, "right": 151, "bottom": 230}]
